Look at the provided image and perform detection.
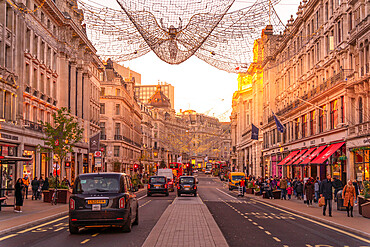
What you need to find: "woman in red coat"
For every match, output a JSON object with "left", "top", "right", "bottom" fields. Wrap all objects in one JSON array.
[{"left": 343, "top": 180, "right": 356, "bottom": 217}]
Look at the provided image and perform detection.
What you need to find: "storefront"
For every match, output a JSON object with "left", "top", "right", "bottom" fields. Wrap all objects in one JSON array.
[
  {"left": 352, "top": 148, "right": 370, "bottom": 182},
  {"left": 23, "top": 146, "right": 36, "bottom": 179}
]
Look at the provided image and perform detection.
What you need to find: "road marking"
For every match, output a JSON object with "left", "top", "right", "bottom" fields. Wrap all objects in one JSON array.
[
  {"left": 137, "top": 195, "right": 147, "bottom": 200},
  {"left": 258, "top": 226, "right": 264, "bottom": 230},
  {"left": 81, "top": 239, "right": 90, "bottom": 244},
  {"left": 252, "top": 222, "right": 258, "bottom": 225},
  {"left": 248, "top": 219, "right": 252, "bottom": 222},
  {"left": 251, "top": 198, "right": 370, "bottom": 244},
  {"left": 0, "top": 234, "right": 17, "bottom": 242},
  {"left": 216, "top": 188, "right": 242, "bottom": 201},
  {"left": 18, "top": 216, "right": 68, "bottom": 234},
  {"left": 244, "top": 216, "right": 248, "bottom": 219},
  {"left": 92, "top": 233, "right": 99, "bottom": 237},
  {"left": 54, "top": 227, "right": 64, "bottom": 232},
  {"left": 139, "top": 200, "right": 152, "bottom": 208},
  {"left": 265, "top": 231, "right": 271, "bottom": 235},
  {"left": 273, "top": 237, "right": 281, "bottom": 242}
]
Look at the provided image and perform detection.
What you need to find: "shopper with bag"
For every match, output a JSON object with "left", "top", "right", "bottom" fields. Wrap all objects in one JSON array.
[
  {"left": 320, "top": 174, "right": 333, "bottom": 217},
  {"left": 343, "top": 180, "right": 356, "bottom": 217}
]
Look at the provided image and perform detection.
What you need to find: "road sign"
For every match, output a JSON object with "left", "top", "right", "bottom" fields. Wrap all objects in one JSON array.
[
  {"left": 100, "top": 147, "right": 105, "bottom": 152},
  {"left": 55, "top": 139, "right": 59, "bottom": 146},
  {"left": 94, "top": 151, "right": 102, "bottom": 157},
  {"left": 95, "top": 157, "right": 102, "bottom": 168}
]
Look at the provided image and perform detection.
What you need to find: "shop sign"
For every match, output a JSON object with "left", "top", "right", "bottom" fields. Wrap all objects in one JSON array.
[
  {"left": 0, "top": 133, "right": 19, "bottom": 141},
  {"left": 95, "top": 157, "right": 102, "bottom": 168}
]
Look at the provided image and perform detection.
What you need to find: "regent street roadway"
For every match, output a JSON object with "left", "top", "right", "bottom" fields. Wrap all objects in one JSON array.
[{"left": 0, "top": 174, "right": 368, "bottom": 247}]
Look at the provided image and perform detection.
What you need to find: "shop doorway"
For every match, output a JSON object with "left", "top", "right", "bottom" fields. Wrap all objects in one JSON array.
[
  {"left": 311, "top": 165, "right": 317, "bottom": 179},
  {"left": 0, "top": 162, "right": 16, "bottom": 196}
]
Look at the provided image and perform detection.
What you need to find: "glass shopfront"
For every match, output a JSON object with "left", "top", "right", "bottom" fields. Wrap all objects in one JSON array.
[
  {"left": 354, "top": 149, "right": 370, "bottom": 182},
  {"left": 0, "top": 144, "right": 18, "bottom": 197}
]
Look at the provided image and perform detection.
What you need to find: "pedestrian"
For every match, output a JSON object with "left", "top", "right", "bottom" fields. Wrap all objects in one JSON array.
[
  {"left": 292, "top": 178, "right": 298, "bottom": 198},
  {"left": 14, "top": 178, "right": 24, "bottom": 213},
  {"left": 287, "top": 185, "right": 293, "bottom": 200},
  {"left": 264, "top": 180, "right": 273, "bottom": 199},
  {"left": 280, "top": 177, "right": 288, "bottom": 200},
  {"left": 320, "top": 174, "right": 334, "bottom": 217},
  {"left": 343, "top": 180, "right": 356, "bottom": 217},
  {"left": 332, "top": 176, "right": 343, "bottom": 202},
  {"left": 31, "top": 177, "right": 39, "bottom": 200},
  {"left": 62, "top": 176, "right": 71, "bottom": 188},
  {"left": 239, "top": 178, "right": 245, "bottom": 197},
  {"left": 304, "top": 178, "right": 314, "bottom": 206},
  {"left": 295, "top": 180, "right": 303, "bottom": 200},
  {"left": 22, "top": 174, "right": 30, "bottom": 199},
  {"left": 314, "top": 179, "right": 320, "bottom": 203},
  {"left": 42, "top": 177, "right": 49, "bottom": 191},
  {"left": 37, "top": 177, "right": 44, "bottom": 200}
]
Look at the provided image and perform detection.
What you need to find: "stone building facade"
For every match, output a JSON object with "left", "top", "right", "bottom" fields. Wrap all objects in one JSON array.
[
  {"left": 0, "top": 0, "right": 102, "bottom": 187},
  {"left": 100, "top": 60, "right": 142, "bottom": 174},
  {"left": 135, "top": 82, "right": 175, "bottom": 109},
  {"left": 260, "top": 0, "right": 369, "bottom": 181}
]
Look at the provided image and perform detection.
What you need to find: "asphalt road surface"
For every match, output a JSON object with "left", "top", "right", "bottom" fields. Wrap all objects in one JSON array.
[
  {"left": 197, "top": 174, "right": 370, "bottom": 247},
  {"left": 0, "top": 189, "right": 175, "bottom": 247},
  {"left": 1, "top": 173, "right": 369, "bottom": 247}
]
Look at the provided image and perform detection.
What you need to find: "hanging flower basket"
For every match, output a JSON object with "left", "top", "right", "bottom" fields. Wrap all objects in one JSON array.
[{"left": 339, "top": 155, "right": 347, "bottom": 161}]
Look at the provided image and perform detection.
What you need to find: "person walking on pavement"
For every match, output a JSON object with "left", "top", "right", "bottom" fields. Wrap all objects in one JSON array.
[
  {"left": 332, "top": 176, "right": 343, "bottom": 202},
  {"left": 280, "top": 177, "right": 288, "bottom": 200},
  {"left": 37, "top": 177, "right": 44, "bottom": 200},
  {"left": 314, "top": 179, "right": 320, "bottom": 203},
  {"left": 320, "top": 174, "right": 334, "bottom": 217},
  {"left": 14, "top": 178, "right": 25, "bottom": 213},
  {"left": 287, "top": 185, "right": 293, "bottom": 200},
  {"left": 42, "top": 177, "right": 49, "bottom": 191},
  {"left": 31, "top": 177, "right": 39, "bottom": 200},
  {"left": 239, "top": 178, "right": 245, "bottom": 197},
  {"left": 295, "top": 180, "right": 303, "bottom": 200},
  {"left": 264, "top": 180, "right": 273, "bottom": 199},
  {"left": 22, "top": 175, "right": 30, "bottom": 199},
  {"left": 343, "top": 180, "right": 356, "bottom": 217},
  {"left": 304, "top": 178, "right": 314, "bottom": 206}
]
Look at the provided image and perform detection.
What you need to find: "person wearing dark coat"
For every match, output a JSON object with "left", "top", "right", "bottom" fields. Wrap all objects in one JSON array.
[
  {"left": 14, "top": 178, "right": 25, "bottom": 212},
  {"left": 332, "top": 177, "right": 343, "bottom": 202},
  {"left": 31, "top": 177, "right": 39, "bottom": 200},
  {"left": 304, "top": 178, "right": 315, "bottom": 206},
  {"left": 42, "top": 177, "right": 49, "bottom": 191},
  {"left": 320, "top": 174, "right": 333, "bottom": 216},
  {"left": 295, "top": 180, "right": 303, "bottom": 200}
]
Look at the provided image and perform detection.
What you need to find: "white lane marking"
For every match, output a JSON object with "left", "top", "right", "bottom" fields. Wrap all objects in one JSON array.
[
  {"left": 18, "top": 216, "right": 68, "bottom": 234},
  {"left": 273, "top": 237, "right": 281, "bottom": 242},
  {"left": 265, "top": 231, "right": 272, "bottom": 235},
  {"left": 252, "top": 222, "right": 258, "bottom": 225},
  {"left": 137, "top": 195, "right": 147, "bottom": 200},
  {"left": 216, "top": 188, "right": 242, "bottom": 201},
  {"left": 0, "top": 234, "right": 17, "bottom": 242},
  {"left": 258, "top": 226, "right": 264, "bottom": 230},
  {"left": 251, "top": 199, "right": 370, "bottom": 244}
]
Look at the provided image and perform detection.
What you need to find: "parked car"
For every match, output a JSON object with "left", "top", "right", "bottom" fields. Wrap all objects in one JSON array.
[
  {"left": 157, "top": 169, "right": 174, "bottom": 192},
  {"left": 69, "top": 173, "right": 138, "bottom": 234},
  {"left": 177, "top": 176, "right": 197, "bottom": 197},
  {"left": 147, "top": 176, "right": 169, "bottom": 196}
]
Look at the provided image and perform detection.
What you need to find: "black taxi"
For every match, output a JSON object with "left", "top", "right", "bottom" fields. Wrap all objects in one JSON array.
[
  {"left": 69, "top": 173, "right": 138, "bottom": 234},
  {"left": 147, "top": 176, "right": 169, "bottom": 196},
  {"left": 177, "top": 176, "right": 197, "bottom": 197}
]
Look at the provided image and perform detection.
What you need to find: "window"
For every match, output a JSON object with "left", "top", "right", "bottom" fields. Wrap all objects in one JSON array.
[
  {"left": 114, "top": 146, "right": 120, "bottom": 157},
  {"left": 295, "top": 118, "right": 299, "bottom": 140},
  {"left": 316, "top": 10, "right": 319, "bottom": 29},
  {"left": 302, "top": 115, "right": 307, "bottom": 138},
  {"left": 33, "top": 35, "right": 38, "bottom": 56},
  {"left": 319, "top": 105, "right": 327, "bottom": 132},
  {"left": 310, "top": 110, "right": 316, "bottom": 135},
  {"left": 341, "top": 96, "right": 344, "bottom": 123},
  {"left": 26, "top": 29, "right": 31, "bottom": 51},
  {"left": 100, "top": 103, "right": 105, "bottom": 114},
  {"left": 316, "top": 42, "right": 320, "bottom": 62},
  {"left": 40, "top": 73, "right": 45, "bottom": 93},
  {"left": 33, "top": 69, "right": 38, "bottom": 89},
  {"left": 100, "top": 87, "right": 105, "bottom": 96},
  {"left": 115, "top": 104, "right": 120, "bottom": 115},
  {"left": 100, "top": 122, "right": 106, "bottom": 136},
  {"left": 359, "top": 97, "right": 363, "bottom": 123},
  {"left": 6, "top": 3, "right": 12, "bottom": 29},
  {"left": 338, "top": 21, "right": 342, "bottom": 43},
  {"left": 115, "top": 123, "right": 121, "bottom": 135},
  {"left": 25, "top": 63, "right": 30, "bottom": 85},
  {"left": 330, "top": 99, "right": 338, "bottom": 129},
  {"left": 349, "top": 12, "right": 352, "bottom": 30},
  {"left": 116, "top": 89, "right": 120, "bottom": 96},
  {"left": 5, "top": 45, "right": 11, "bottom": 68}
]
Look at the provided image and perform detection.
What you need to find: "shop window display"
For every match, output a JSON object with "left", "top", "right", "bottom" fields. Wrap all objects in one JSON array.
[{"left": 354, "top": 149, "right": 370, "bottom": 182}]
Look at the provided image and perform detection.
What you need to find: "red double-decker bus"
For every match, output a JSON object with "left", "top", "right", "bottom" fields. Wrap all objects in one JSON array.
[{"left": 169, "top": 162, "right": 183, "bottom": 178}]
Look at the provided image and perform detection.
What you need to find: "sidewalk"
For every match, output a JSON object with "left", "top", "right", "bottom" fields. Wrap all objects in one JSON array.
[
  {"left": 0, "top": 196, "right": 68, "bottom": 235},
  {"left": 142, "top": 196, "right": 229, "bottom": 247},
  {"left": 244, "top": 191, "right": 370, "bottom": 238}
]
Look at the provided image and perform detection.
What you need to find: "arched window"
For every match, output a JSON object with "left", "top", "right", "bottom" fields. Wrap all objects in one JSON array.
[{"left": 359, "top": 97, "right": 363, "bottom": 124}]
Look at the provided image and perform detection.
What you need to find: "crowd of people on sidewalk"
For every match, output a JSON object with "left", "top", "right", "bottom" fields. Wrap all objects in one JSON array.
[{"left": 231, "top": 174, "right": 363, "bottom": 218}]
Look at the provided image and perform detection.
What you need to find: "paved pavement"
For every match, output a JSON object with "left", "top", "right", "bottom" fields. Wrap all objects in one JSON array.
[
  {"left": 142, "top": 195, "right": 228, "bottom": 247},
  {"left": 198, "top": 174, "right": 370, "bottom": 247}
]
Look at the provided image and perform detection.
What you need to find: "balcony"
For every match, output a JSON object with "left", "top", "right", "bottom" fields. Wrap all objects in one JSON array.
[
  {"left": 348, "top": 121, "right": 370, "bottom": 138},
  {"left": 24, "top": 120, "right": 43, "bottom": 133},
  {"left": 114, "top": 135, "right": 122, "bottom": 140}
]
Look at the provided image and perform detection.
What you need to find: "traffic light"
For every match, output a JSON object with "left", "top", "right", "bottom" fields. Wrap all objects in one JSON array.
[{"left": 134, "top": 164, "right": 138, "bottom": 172}]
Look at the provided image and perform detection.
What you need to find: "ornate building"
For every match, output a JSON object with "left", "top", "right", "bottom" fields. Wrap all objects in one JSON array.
[
  {"left": 231, "top": 38, "right": 264, "bottom": 176},
  {"left": 100, "top": 59, "right": 142, "bottom": 174},
  {"left": 135, "top": 82, "right": 175, "bottom": 109},
  {"left": 0, "top": 0, "right": 102, "bottom": 186},
  {"left": 261, "top": 0, "right": 369, "bottom": 181}
]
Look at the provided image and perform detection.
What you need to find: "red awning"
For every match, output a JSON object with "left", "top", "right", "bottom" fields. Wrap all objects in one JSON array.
[
  {"left": 286, "top": 149, "right": 307, "bottom": 166},
  {"left": 301, "top": 145, "right": 327, "bottom": 165},
  {"left": 294, "top": 147, "right": 316, "bottom": 165},
  {"left": 277, "top": 150, "right": 300, "bottom": 166},
  {"left": 311, "top": 142, "right": 345, "bottom": 164}
]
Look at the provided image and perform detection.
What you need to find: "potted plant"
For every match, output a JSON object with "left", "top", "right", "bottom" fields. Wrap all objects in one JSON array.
[
  {"left": 254, "top": 187, "right": 261, "bottom": 196},
  {"left": 358, "top": 180, "right": 370, "bottom": 216},
  {"left": 245, "top": 183, "right": 254, "bottom": 194}
]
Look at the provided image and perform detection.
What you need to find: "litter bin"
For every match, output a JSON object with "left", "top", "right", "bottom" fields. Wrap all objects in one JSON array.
[{"left": 336, "top": 190, "right": 346, "bottom": 211}]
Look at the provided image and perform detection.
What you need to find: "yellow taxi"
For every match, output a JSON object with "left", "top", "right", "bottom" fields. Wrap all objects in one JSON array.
[{"left": 228, "top": 172, "right": 246, "bottom": 191}]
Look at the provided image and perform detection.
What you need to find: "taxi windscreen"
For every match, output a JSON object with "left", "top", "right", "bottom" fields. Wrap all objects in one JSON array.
[
  {"left": 180, "top": 177, "right": 195, "bottom": 184},
  {"left": 231, "top": 175, "right": 245, "bottom": 181},
  {"left": 75, "top": 176, "right": 120, "bottom": 194}
]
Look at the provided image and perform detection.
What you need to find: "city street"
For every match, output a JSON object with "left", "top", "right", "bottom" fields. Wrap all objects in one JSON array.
[{"left": 1, "top": 174, "right": 369, "bottom": 247}]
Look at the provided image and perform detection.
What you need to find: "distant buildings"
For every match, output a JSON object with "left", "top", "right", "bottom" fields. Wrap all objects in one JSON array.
[{"left": 135, "top": 82, "right": 175, "bottom": 109}]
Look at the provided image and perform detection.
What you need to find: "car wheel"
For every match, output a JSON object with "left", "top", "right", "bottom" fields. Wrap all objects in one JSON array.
[
  {"left": 122, "top": 210, "right": 132, "bottom": 232},
  {"left": 133, "top": 206, "right": 139, "bottom": 226},
  {"left": 69, "top": 222, "right": 79, "bottom": 234}
]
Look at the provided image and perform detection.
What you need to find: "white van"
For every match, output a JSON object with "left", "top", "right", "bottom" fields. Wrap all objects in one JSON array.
[{"left": 157, "top": 169, "right": 174, "bottom": 191}]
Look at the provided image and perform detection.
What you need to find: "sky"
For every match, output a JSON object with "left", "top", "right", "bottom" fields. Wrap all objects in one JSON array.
[{"left": 96, "top": 0, "right": 301, "bottom": 122}]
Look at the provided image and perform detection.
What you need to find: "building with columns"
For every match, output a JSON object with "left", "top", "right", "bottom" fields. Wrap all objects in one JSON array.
[
  {"left": 0, "top": 0, "right": 103, "bottom": 189},
  {"left": 231, "top": 38, "right": 264, "bottom": 176}
]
